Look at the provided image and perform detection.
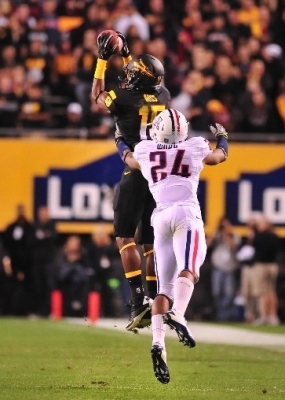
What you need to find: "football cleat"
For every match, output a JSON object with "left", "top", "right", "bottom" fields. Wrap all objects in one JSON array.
[
  {"left": 125, "top": 296, "right": 153, "bottom": 331},
  {"left": 163, "top": 310, "right": 196, "bottom": 348},
  {"left": 151, "top": 344, "right": 170, "bottom": 384}
]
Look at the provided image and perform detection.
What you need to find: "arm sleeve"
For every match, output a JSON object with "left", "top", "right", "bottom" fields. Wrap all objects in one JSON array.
[{"left": 191, "top": 136, "right": 213, "bottom": 159}]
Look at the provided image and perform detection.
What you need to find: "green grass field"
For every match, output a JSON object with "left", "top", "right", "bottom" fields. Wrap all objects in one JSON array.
[{"left": 0, "top": 318, "right": 284, "bottom": 400}]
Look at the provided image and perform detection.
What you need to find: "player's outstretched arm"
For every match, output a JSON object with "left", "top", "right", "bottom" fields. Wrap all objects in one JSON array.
[
  {"left": 204, "top": 123, "right": 228, "bottom": 165},
  {"left": 115, "top": 136, "right": 140, "bottom": 169},
  {"left": 124, "top": 152, "right": 140, "bottom": 170},
  {"left": 91, "top": 32, "right": 117, "bottom": 103}
]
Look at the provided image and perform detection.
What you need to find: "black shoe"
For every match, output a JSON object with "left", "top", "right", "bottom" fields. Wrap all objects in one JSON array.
[
  {"left": 163, "top": 310, "right": 196, "bottom": 348},
  {"left": 125, "top": 296, "right": 153, "bottom": 331},
  {"left": 151, "top": 344, "right": 170, "bottom": 384}
]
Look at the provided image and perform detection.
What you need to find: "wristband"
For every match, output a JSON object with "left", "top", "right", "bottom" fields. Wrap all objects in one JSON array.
[
  {"left": 116, "top": 138, "right": 131, "bottom": 159},
  {"left": 123, "top": 55, "right": 132, "bottom": 66},
  {"left": 122, "top": 150, "right": 131, "bottom": 164},
  {"left": 216, "top": 135, "right": 228, "bottom": 158},
  {"left": 94, "top": 59, "right": 107, "bottom": 79}
]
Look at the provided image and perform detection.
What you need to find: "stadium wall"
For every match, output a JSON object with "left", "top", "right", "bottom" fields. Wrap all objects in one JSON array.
[{"left": 1, "top": 138, "right": 285, "bottom": 237}]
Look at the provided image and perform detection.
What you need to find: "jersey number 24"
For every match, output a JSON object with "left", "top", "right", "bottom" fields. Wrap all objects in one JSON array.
[{"left": 150, "top": 150, "right": 191, "bottom": 183}]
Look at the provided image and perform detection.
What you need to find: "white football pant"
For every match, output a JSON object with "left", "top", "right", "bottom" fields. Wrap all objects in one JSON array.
[{"left": 152, "top": 204, "right": 207, "bottom": 301}]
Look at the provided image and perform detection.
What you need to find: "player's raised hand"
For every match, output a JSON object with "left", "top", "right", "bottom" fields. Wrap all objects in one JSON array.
[
  {"left": 97, "top": 32, "right": 118, "bottom": 60},
  {"left": 209, "top": 123, "right": 228, "bottom": 139},
  {"left": 116, "top": 31, "right": 130, "bottom": 58}
]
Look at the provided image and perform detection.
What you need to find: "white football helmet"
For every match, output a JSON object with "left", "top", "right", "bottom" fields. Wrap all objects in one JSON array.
[{"left": 150, "top": 109, "right": 189, "bottom": 144}]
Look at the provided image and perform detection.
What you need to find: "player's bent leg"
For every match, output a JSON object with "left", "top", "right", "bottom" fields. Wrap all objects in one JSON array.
[
  {"left": 144, "top": 244, "right": 157, "bottom": 300},
  {"left": 117, "top": 237, "right": 152, "bottom": 331}
]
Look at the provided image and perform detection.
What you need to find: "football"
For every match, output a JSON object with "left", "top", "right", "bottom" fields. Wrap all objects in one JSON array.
[{"left": 97, "top": 30, "right": 123, "bottom": 54}]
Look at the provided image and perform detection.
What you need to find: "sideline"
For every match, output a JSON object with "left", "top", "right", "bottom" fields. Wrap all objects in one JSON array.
[{"left": 68, "top": 318, "right": 285, "bottom": 352}]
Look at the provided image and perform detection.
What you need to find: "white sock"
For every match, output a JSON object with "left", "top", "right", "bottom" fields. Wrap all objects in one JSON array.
[
  {"left": 172, "top": 277, "right": 194, "bottom": 317},
  {"left": 152, "top": 314, "right": 166, "bottom": 348}
]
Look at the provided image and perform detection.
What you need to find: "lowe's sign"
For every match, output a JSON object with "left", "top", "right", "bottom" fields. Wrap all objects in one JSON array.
[
  {"left": 34, "top": 154, "right": 124, "bottom": 222},
  {"left": 226, "top": 167, "right": 285, "bottom": 225}
]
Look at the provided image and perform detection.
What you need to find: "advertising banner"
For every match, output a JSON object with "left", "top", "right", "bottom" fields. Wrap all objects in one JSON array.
[{"left": 0, "top": 139, "right": 284, "bottom": 237}]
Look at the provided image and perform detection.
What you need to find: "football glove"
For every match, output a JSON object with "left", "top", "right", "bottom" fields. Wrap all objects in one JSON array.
[
  {"left": 97, "top": 32, "right": 118, "bottom": 60},
  {"left": 116, "top": 31, "right": 130, "bottom": 58},
  {"left": 209, "top": 123, "right": 228, "bottom": 140}
]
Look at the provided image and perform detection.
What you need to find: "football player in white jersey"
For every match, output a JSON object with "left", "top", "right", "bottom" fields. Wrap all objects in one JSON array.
[{"left": 116, "top": 108, "right": 228, "bottom": 384}]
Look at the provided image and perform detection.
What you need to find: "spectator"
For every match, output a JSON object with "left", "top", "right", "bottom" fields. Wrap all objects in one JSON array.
[
  {"left": 202, "top": 0, "right": 229, "bottom": 18},
  {"left": 170, "top": 72, "right": 194, "bottom": 115},
  {"left": 0, "top": 74, "right": 19, "bottom": 128},
  {"left": 2, "top": 4, "right": 32, "bottom": 59},
  {"left": 191, "top": 44, "right": 215, "bottom": 74},
  {"left": 185, "top": 69, "right": 213, "bottom": 132},
  {"left": 49, "top": 32, "right": 77, "bottom": 101},
  {"left": 207, "top": 13, "right": 229, "bottom": 53},
  {"left": 213, "top": 55, "right": 244, "bottom": 109},
  {"left": 252, "top": 217, "right": 281, "bottom": 326},
  {"left": 2, "top": 204, "right": 34, "bottom": 315},
  {"left": 24, "top": 29, "right": 51, "bottom": 87},
  {"left": 53, "top": 235, "right": 93, "bottom": 315},
  {"left": 261, "top": 43, "right": 284, "bottom": 98},
  {"left": 56, "top": 0, "right": 86, "bottom": 18},
  {"left": 42, "top": 0, "right": 61, "bottom": 49},
  {"left": 127, "top": 36, "right": 145, "bottom": 57},
  {"left": 63, "top": 102, "right": 85, "bottom": 133},
  {"left": 0, "top": 243, "right": 13, "bottom": 315},
  {"left": 236, "top": 217, "right": 258, "bottom": 323},
  {"left": 31, "top": 205, "right": 58, "bottom": 317},
  {"left": 69, "top": 3, "right": 109, "bottom": 48},
  {"left": 18, "top": 84, "right": 51, "bottom": 130},
  {"left": 234, "top": 42, "right": 252, "bottom": 75},
  {"left": 0, "top": 45, "right": 19, "bottom": 71},
  {"left": 73, "top": 28, "right": 98, "bottom": 114},
  {"left": 144, "top": 0, "right": 177, "bottom": 51},
  {"left": 113, "top": 0, "right": 150, "bottom": 41},
  {"left": 236, "top": 0, "right": 262, "bottom": 39},
  {"left": 207, "top": 217, "right": 241, "bottom": 321},
  {"left": 225, "top": 8, "right": 251, "bottom": 48},
  {"left": 86, "top": 225, "right": 126, "bottom": 317},
  {"left": 241, "top": 88, "right": 283, "bottom": 135},
  {"left": 12, "top": 65, "right": 29, "bottom": 101}
]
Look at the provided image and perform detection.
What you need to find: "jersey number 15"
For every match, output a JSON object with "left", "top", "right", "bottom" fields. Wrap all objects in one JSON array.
[{"left": 139, "top": 105, "right": 166, "bottom": 139}]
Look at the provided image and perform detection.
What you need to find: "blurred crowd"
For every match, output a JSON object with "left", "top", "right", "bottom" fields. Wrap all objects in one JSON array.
[
  {"left": 1, "top": 203, "right": 284, "bottom": 325},
  {"left": 0, "top": 0, "right": 285, "bottom": 138},
  {"left": 0, "top": 204, "right": 128, "bottom": 318},
  {"left": 190, "top": 215, "right": 285, "bottom": 325}
]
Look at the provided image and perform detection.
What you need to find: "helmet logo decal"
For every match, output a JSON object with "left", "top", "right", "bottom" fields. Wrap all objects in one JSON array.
[{"left": 133, "top": 59, "right": 155, "bottom": 78}]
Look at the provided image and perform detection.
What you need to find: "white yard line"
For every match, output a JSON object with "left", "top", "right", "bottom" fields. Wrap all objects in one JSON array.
[{"left": 67, "top": 318, "right": 285, "bottom": 351}]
